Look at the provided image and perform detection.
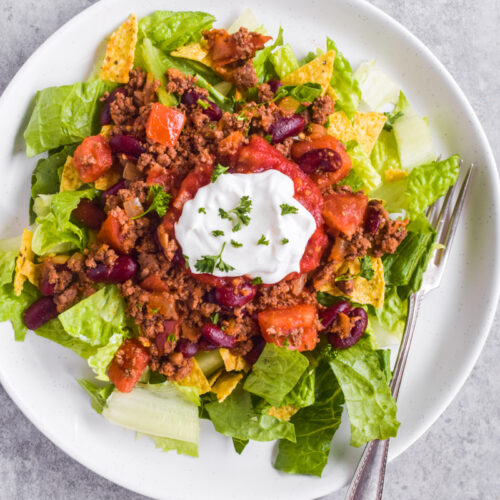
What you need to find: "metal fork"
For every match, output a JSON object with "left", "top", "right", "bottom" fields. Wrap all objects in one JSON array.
[{"left": 345, "top": 164, "right": 474, "bottom": 500}]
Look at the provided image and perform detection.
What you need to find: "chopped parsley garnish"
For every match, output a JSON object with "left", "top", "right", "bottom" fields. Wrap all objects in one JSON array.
[
  {"left": 257, "top": 234, "right": 269, "bottom": 246},
  {"left": 211, "top": 164, "right": 230, "bottom": 183},
  {"left": 264, "top": 134, "right": 273, "bottom": 143},
  {"left": 149, "top": 308, "right": 160, "bottom": 314},
  {"left": 198, "top": 207, "right": 207, "bottom": 214},
  {"left": 383, "top": 110, "right": 404, "bottom": 132},
  {"left": 281, "top": 238, "right": 289, "bottom": 245},
  {"left": 194, "top": 242, "right": 235, "bottom": 274},
  {"left": 132, "top": 184, "right": 171, "bottom": 219},
  {"left": 280, "top": 203, "right": 298, "bottom": 215},
  {"left": 251, "top": 277, "right": 263, "bottom": 285},
  {"left": 230, "top": 239, "right": 243, "bottom": 248},
  {"left": 335, "top": 256, "right": 374, "bottom": 282},
  {"left": 219, "top": 195, "right": 252, "bottom": 231},
  {"left": 197, "top": 98, "right": 210, "bottom": 110},
  {"left": 211, "top": 230, "right": 225, "bottom": 237},
  {"left": 210, "top": 312, "right": 219, "bottom": 324},
  {"left": 167, "top": 334, "right": 177, "bottom": 343},
  {"left": 183, "top": 254, "right": 190, "bottom": 269},
  {"left": 283, "top": 338, "right": 290, "bottom": 347}
]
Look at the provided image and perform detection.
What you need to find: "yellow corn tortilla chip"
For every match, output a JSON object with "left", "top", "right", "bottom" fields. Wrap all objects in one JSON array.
[
  {"left": 213, "top": 372, "right": 243, "bottom": 402},
  {"left": 385, "top": 168, "right": 408, "bottom": 182},
  {"left": 219, "top": 348, "right": 250, "bottom": 373},
  {"left": 320, "top": 257, "right": 385, "bottom": 308},
  {"left": 99, "top": 125, "right": 113, "bottom": 141},
  {"left": 282, "top": 50, "right": 336, "bottom": 95},
  {"left": 177, "top": 359, "right": 211, "bottom": 395},
  {"left": 94, "top": 166, "right": 122, "bottom": 191},
  {"left": 60, "top": 156, "right": 83, "bottom": 192},
  {"left": 326, "top": 86, "right": 338, "bottom": 103},
  {"left": 268, "top": 405, "right": 300, "bottom": 421},
  {"left": 100, "top": 14, "right": 138, "bottom": 83},
  {"left": 208, "top": 368, "right": 223, "bottom": 387},
  {"left": 171, "top": 42, "right": 212, "bottom": 67},
  {"left": 14, "top": 229, "right": 39, "bottom": 295},
  {"left": 327, "top": 111, "right": 387, "bottom": 154}
]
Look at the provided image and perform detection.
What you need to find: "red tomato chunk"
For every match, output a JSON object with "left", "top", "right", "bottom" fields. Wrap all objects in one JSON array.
[
  {"left": 73, "top": 135, "right": 113, "bottom": 182},
  {"left": 146, "top": 103, "right": 186, "bottom": 147},
  {"left": 108, "top": 339, "right": 150, "bottom": 393}
]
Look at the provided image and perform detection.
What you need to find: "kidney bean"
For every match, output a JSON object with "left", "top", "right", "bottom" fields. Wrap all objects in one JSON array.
[
  {"left": 201, "top": 323, "right": 236, "bottom": 349},
  {"left": 269, "top": 115, "right": 306, "bottom": 144},
  {"left": 203, "top": 288, "right": 217, "bottom": 304},
  {"left": 214, "top": 283, "right": 257, "bottom": 308},
  {"left": 109, "top": 135, "right": 145, "bottom": 158},
  {"left": 38, "top": 275, "right": 55, "bottom": 296},
  {"left": 364, "top": 205, "right": 383, "bottom": 234},
  {"left": 328, "top": 307, "right": 368, "bottom": 350},
  {"left": 244, "top": 335, "right": 266, "bottom": 365},
  {"left": 87, "top": 255, "right": 137, "bottom": 284},
  {"left": 181, "top": 90, "right": 222, "bottom": 121},
  {"left": 297, "top": 148, "right": 343, "bottom": 175},
  {"left": 23, "top": 296, "right": 58, "bottom": 330},
  {"left": 72, "top": 199, "right": 106, "bottom": 230},
  {"left": 318, "top": 300, "right": 351, "bottom": 330},
  {"left": 100, "top": 87, "right": 127, "bottom": 126},
  {"left": 176, "top": 338, "right": 199, "bottom": 358},
  {"left": 267, "top": 79, "right": 283, "bottom": 93},
  {"left": 100, "top": 179, "right": 127, "bottom": 207},
  {"left": 198, "top": 338, "right": 219, "bottom": 351}
]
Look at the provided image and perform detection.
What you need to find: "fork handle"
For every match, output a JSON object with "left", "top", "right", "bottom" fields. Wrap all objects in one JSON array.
[{"left": 345, "top": 439, "right": 390, "bottom": 500}]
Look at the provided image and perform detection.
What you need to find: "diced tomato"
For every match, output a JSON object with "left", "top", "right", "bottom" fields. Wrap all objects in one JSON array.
[
  {"left": 322, "top": 190, "right": 369, "bottom": 238},
  {"left": 291, "top": 135, "right": 352, "bottom": 189},
  {"left": 329, "top": 236, "right": 349, "bottom": 262},
  {"left": 73, "top": 135, "right": 113, "bottom": 183},
  {"left": 140, "top": 274, "right": 169, "bottom": 292},
  {"left": 146, "top": 103, "right": 186, "bottom": 147},
  {"left": 97, "top": 213, "right": 128, "bottom": 254},
  {"left": 108, "top": 339, "right": 150, "bottom": 393},
  {"left": 258, "top": 304, "right": 319, "bottom": 351},
  {"left": 148, "top": 292, "right": 177, "bottom": 318}
]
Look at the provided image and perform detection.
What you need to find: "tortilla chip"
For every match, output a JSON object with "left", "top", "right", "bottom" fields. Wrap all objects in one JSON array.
[
  {"left": 282, "top": 50, "right": 335, "bottom": 95},
  {"left": 208, "top": 368, "right": 223, "bottom": 387},
  {"left": 171, "top": 42, "right": 212, "bottom": 67},
  {"left": 219, "top": 348, "right": 250, "bottom": 373},
  {"left": 94, "top": 166, "right": 122, "bottom": 191},
  {"left": 177, "top": 359, "right": 211, "bottom": 395},
  {"left": 385, "top": 169, "right": 408, "bottom": 182},
  {"left": 326, "top": 86, "right": 338, "bottom": 103},
  {"left": 60, "top": 156, "right": 83, "bottom": 192},
  {"left": 213, "top": 372, "right": 243, "bottom": 402},
  {"left": 319, "top": 256, "right": 385, "bottom": 308},
  {"left": 100, "top": 14, "right": 138, "bottom": 83},
  {"left": 99, "top": 125, "right": 113, "bottom": 141},
  {"left": 268, "top": 405, "right": 299, "bottom": 421},
  {"left": 326, "top": 111, "right": 387, "bottom": 154},
  {"left": 14, "top": 229, "right": 39, "bottom": 295}
]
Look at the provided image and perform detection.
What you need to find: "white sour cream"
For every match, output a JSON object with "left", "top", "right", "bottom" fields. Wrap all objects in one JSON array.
[{"left": 175, "top": 170, "right": 316, "bottom": 284}]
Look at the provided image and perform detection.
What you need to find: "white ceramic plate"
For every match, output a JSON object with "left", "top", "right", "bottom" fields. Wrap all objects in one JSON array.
[{"left": 0, "top": 1, "right": 498, "bottom": 498}]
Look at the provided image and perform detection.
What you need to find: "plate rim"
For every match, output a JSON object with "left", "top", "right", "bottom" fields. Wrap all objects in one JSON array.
[{"left": 0, "top": 0, "right": 499, "bottom": 497}]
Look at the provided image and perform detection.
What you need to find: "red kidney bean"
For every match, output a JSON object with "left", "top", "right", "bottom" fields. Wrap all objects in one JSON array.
[
  {"left": 23, "top": 297, "right": 58, "bottom": 330},
  {"left": 198, "top": 338, "right": 219, "bottom": 351},
  {"left": 267, "top": 79, "right": 283, "bottom": 93},
  {"left": 109, "top": 135, "right": 145, "bottom": 158},
  {"left": 38, "top": 275, "right": 55, "bottom": 296},
  {"left": 214, "top": 283, "right": 257, "bottom": 308},
  {"left": 72, "top": 199, "right": 106, "bottom": 230},
  {"left": 297, "top": 148, "right": 343, "bottom": 175},
  {"left": 364, "top": 205, "right": 383, "bottom": 234},
  {"left": 87, "top": 255, "right": 137, "bottom": 283},
  {"left": 156, "top": 320, "right": 178, "bottom": 353},
  {"left": 181, "top": 90, "right": 222, "bottom": 121},
  {"left": 203, "top": 288, "right": 217, "bottom": 304},
  {"left": 201, "top": 323, "right": 236, "bottom": 349},
  {"left": 244, "top": 335, "right": 266, "bottom": 365},
  {"left": 318, "top": 300, "right": 351, "bottom": 330},
  {"left": 100, "top": 180, "right": 127, "bottom": 207},
  {"left": 328, "top": 307, "right": 368, "bottom": 350},
  {"left": 269, "top": 115, "right": 306, "bottom": 144},
  {"left": 100, "top": 87, "right": 127, "bottom": 126},
  {"left": 176, "top": 338, "right": 199, "bottom": 358}
]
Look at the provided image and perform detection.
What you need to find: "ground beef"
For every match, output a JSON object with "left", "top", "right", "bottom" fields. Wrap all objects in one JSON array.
[
  {"left": 165, "top": 68, "right": 197, "bottom": 96},
  {"left": 369, "top": 200, "right": 408, "bottom": 256},
  {"left": 204, "top": 27, "right": 264, "bottom": 63},
  {"left": 310, "top": 95, "right": 335, "bottom": 125},
  {"left": 231, "top": 60, "right": 258, "bottom": 89},
  {"left": 256, "top": 83, "right": 274, "bottom": 103},
  {"left": 328, "top": 312, "right": 356, "bottom": 339}
]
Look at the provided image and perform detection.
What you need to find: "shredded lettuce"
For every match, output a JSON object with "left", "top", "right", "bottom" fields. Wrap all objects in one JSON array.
[
  {"left": 346, "top": 142, "right": 382, "bottom": 194},
  {"left": 24, "top": 80, "right": 108, "bottom": 157},
  {"left": 205, "top": 384, "right": 296, "bottom": 442},
  {"left": 269, "top": 44, "right": 299, "bottom": 79},
  {"left": 253, "top": 27, "right": 284, "bottom": 83},
  {"left": 243, "top": 343, "right": 309, "bottom": 407},
  {"left": 354, "top": 60, "right": 399, "bottom": 111},
  {"left": 326, "top": 38, "right": 361, "bottom": 120},
  {"left": 370, "top": 129, "right": 400, "bottom": 176},
  {"left": 0, "top": 250, "right": 18, "bottom": 287},
  {"left": 274, "top": 360, "right": 344, "bottom": 476},
  {"left": 78, "top": 379, "right": 114, "bottom": 414},
  {"left": 326, "top": 337, "right": 399, "bottom": 447}
]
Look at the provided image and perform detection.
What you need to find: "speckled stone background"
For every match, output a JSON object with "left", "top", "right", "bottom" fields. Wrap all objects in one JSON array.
[{"left": 1, "top": 1, "right": 499, "bottom": 499}]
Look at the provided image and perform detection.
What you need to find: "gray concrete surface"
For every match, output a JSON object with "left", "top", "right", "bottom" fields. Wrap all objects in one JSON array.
[{"left": 1, "top": 1, "right": 499, "bottom": 499}]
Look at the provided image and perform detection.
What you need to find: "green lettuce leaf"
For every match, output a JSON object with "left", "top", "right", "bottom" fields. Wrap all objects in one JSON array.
[
  {"left": 253, "top": 27, "right": 284, "bottom": 83},
  {"left": 273, "top": 83, "right": 323, "bottom": 105},
  {"left": 205, "top": 384, "right": 296, "bottom": 442},
  {"left": 274, "top": 360, "right": 344, "bottom": 476},
  {"left": 139, "top": 11, "right": 215, "bottom": 52},
  {"left": 24, "top": 80, "right": 108, "bottom": 157},
  {"left": 77, "top": 379, "right": 114, "bottom": 414},
  {"left": 327, "top": 337, "right": 399, "bottom": 447},
  {"left": 0, "top": 250, "right": 18, "bottom": 287},
  {"left": 146, "top": 434, "right": 198, "bottom": 457},
  {"left": 281, "top": 364, "right": 316, "bottom": 408},
  {"left": 269, "top": 44, "right": 299, "bottom": 79},
  {"left": 88, "top": 332, "right": 126, "bottom": 381},
  {"left": 243, "top": 343, "right": 309, "bottom": 407},
  {"left": 370, "top": 129, "right": 400, "bottom": 176},
  {"left": 369, "top": 286, "right": 407, "bottom": 346},
  {"left": 31, "top": 187, "right": 97, "bottom": 256},
  {"left": 338, "top": 167, "right": 364, "bottom": 192},
  {"left": 232, "top": 437, "right": 249, "bottom": 454},
  {"left": 347, "top": 142, "right": 382, "bottom": 194},
  {"left": 326, "top": 38, "right": 361, "bottom": 120}
]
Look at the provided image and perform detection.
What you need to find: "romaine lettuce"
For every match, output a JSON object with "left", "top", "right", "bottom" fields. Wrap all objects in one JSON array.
[
  {"left": 253, "top": 27, "right": 284, "bottom": 83},
  {"left": 281, "top": 364, "right": 316, "bottom": 408},
  {"left": 347, "top": 143, "right": 382, "bottom": 194},
  {"left": 78, "top": 379, "right": 114, "bottom": 413},
  {"left": 269, "top": 44, "right": 299, "bottom": 79},
  {"left": 24, "top": 80, "right": 108, "bottom": 157},
  {"left": 370, "top": 129, "right": 400, "bottom": 176},
  {"left": 243, "top": 343, "right": 309, "bottom": 407},
  {"left": 354, "top": 60, "right": 399, "bottom": 111},
  {"left": 274, "top": 360, "right": 344, "bottom": 476}
]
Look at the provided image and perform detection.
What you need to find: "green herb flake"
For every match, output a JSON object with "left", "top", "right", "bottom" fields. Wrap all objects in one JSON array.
[
  {"left": 194, "top": 242, "right": 235, "bottom": 274},
  {"left": 197, "top": 98, "right": 210, "bottom": 110},
  {"left": 211, "top": 230, "right": 225, "bottom": 237},
  {"left": 280, "top": 203, "right": 298, "bottom": 215},
  {"left": 257, "top": 234, "right": 270, "bottom": 246},
  {"left": 167, "top": 334, "right": 177, "bottom": 343},
  {"left": 265, "top": 134, "right": 273, "bottom": 143},
  {"left": 210, "top": 312, "right": 219, "bottom": 324},
  {"left": 231, "top": 239, "right": 243, "bottom": 248},
  {"left": 251, "top": 277, "right": 263, "bottom": 285},
  {"left": 132, "top": 184, "right": 171, "bottom": 219},
  {"left": 281, "top": 238, "right": 289, "bottom": 245},
  {"left": 198, "top": 207, "right": 207, "bottom": 214},
  {"left": 211, "top": 164, "right": 230, "bottom": 183},
  {"left": 219, "top": 195, "right": 252, "bottom": 231}
]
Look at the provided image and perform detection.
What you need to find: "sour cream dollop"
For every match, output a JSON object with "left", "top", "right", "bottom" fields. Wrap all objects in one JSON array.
[{"left": 175, "top": 170, "right": 316, "bottom": 284}]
